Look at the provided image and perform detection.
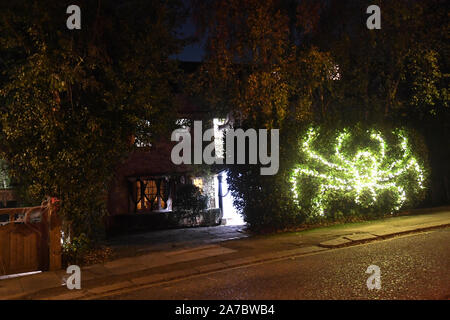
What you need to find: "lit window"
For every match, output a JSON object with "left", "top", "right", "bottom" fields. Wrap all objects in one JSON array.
[
  {"left": 192, "top": 177, "right": 204, "bottom": 191},
  {"left": 136, "top": 178, "right": 170, "bottom": 211},
  {"left": 135, "top": 120, "right": 152, "bottom": 147}
]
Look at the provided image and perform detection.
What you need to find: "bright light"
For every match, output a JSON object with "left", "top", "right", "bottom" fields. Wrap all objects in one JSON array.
[{"left": 291, "top": 127, "right": 426, "bottom": 216}]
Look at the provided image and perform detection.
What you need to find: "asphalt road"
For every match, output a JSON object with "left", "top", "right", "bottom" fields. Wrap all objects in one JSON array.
[{"left": 105, "top": 228, "right": 450, "bottom": 300}]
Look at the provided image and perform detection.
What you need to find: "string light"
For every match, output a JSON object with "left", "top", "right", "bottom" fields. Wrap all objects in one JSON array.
[{"left": 291, "top": 127, "right": 426, "bottom": 217}]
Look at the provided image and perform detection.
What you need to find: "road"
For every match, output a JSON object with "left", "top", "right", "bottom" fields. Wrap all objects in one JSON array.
[{"left": 103, "top": 228, "right": 450, "bottom": 300}]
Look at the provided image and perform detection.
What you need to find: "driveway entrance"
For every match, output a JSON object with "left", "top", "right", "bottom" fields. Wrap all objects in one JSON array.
[{"left": 106, "top": 225, "right": 248, "bottom": 257}]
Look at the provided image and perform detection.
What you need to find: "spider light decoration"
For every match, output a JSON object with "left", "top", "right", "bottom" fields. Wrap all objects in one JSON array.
[{"left": 291, "top": 127, "right": 426, "bottom": 217}]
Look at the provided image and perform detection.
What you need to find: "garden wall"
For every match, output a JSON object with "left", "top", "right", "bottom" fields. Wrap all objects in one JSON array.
[{"left": 105, "top": 208, "right": 223, "bottom": 236}]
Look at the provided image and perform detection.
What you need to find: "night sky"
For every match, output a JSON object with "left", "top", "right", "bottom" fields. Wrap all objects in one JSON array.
[{"left": 171, "top": 9, "right": 205, "bottom": 62}]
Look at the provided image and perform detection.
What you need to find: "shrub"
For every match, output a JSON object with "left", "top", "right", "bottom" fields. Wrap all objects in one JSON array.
[
  {"left": 173, "top": 183, "right": 208, "bottom": 214},
  {"left": 290, "top": 125, "right": 429, "bottom": 221},
  {"left": 227, "top": 166, "right": 301, "bottom": 231},
  {"left": 61, "top": 233, "right": 113, "bottom": 266},
  {"left": 61, "top": 233, "right": 91, "bottom": 266},
  {"left": 225, "top": 122, "right": 303, "bottom": 232}
]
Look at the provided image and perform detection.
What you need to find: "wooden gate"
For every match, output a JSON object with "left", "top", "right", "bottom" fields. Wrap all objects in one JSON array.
[{"left": 0, "top": 202, "right": 61, "bottom": 276}]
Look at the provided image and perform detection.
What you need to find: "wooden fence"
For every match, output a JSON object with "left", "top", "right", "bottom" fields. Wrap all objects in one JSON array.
[{"left": 0, "top": 202, "right": 61, "bottom": 276}]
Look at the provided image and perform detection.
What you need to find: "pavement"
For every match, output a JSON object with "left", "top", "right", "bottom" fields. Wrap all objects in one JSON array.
[
  {"left": 0, "top": 206, "right": 449, "bottom": 300},
  {"left": 106, "top": 224, "right": 249, "bottom": 259},
  {"left": 106, "top": 228, "right": 450, "bottom": 300}
]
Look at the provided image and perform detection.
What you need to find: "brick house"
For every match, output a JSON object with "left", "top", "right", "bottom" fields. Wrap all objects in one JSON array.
[{"left": 105, "top": 90, "right": 231, "bottom": 233}]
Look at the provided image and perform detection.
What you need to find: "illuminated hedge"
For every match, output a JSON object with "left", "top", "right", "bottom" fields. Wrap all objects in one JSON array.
[{"left": 290, "top": 127, "right": 427, "bottom": 218}]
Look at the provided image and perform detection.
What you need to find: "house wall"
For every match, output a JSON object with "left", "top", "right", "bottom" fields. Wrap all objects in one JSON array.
[
  {"left": 107, "top": 115, "right": 221, "bottom": 218},
  {"left": 107, "top": 139, "right": 191, "bottom": 216},
  {"left": 203, "top": 175, "right": 216, "bottom": 209}
]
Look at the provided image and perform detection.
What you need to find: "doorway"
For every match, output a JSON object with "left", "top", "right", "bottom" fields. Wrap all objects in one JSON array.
[{"left": 214, "top": 170, "right": 245, "bottom": 226}]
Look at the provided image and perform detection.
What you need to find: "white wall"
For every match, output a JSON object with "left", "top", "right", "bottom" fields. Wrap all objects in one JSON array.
[{"left": 214, "top": 170, "right": 245, "bottom": 226}]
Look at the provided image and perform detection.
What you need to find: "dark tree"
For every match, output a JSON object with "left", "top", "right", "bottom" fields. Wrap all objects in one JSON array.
[{"left": 0, "top": 0, "right": 187, "bottom": 240}]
